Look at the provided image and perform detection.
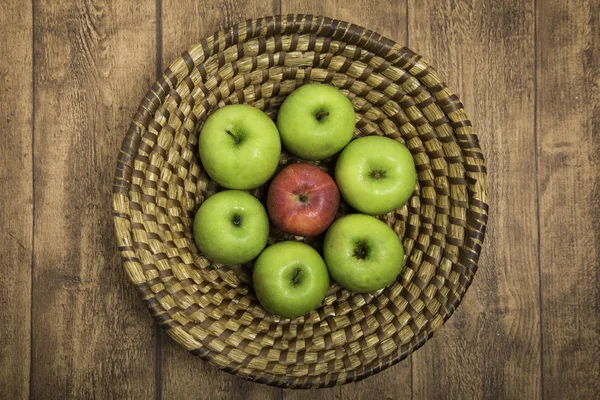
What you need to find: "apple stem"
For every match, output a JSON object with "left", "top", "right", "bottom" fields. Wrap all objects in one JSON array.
[
  {"left": 354, "top": 240, "right": 369, "bottom": 260},
  {"left": 292, "top": 267, "right": 301, "bottom": 285},
  {"left": 370, "top": 170, "right": 386, "bottom": 180},
  {"left": 298, "top": 193, "right": 308, "bottom": 203},
  {"left": 226, "top": 129, "right": 241, "bottom": 145},
  {"left": 315, "top": 111, "right": 329, "bottom": 121}
]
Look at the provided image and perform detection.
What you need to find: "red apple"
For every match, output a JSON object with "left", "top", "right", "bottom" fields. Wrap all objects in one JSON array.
[{"left": 267, "top": 163, "right": 340, "bottom": 236}]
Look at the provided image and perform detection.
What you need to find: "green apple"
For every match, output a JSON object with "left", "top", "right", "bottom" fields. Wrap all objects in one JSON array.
[
  {"left": 323, "top": 214, "right": 404, "bottom": 293},
  {"left": 193, "top": 190, "right": 269, "bottom": 265},
  {"left": 335, "top": 135, "right": 417, "bottom": 215},
  {"left": 276, "top": 83, "right": 355, "bottom": 160},
  {"left": 253, "top": 241, "right": 330, "bottom": 318},
  {"left": 199, "top": 104, "right": 281, "bottom": 189}
]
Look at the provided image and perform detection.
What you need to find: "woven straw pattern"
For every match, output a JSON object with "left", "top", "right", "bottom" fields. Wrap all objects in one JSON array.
[{"left": 113, "top": 14, "right": 488, "bottom": 388}]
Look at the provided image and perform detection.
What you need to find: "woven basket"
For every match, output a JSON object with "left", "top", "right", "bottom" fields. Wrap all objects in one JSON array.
[{"left": 113, "top": 14, "right": 488, "bottom": 389}]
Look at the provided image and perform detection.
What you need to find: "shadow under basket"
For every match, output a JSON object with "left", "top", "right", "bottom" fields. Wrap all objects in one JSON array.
[{"left": 112, "top": 14, "right": 489, "bottom": 389}]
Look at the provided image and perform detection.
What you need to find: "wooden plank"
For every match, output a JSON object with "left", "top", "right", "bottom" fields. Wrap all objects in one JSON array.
[
  {"left": 537, "top": 0, "right": 600, "bottom": 398},
  {"left": 159, "top": 2, "right": 282, "bottom": 399},
  {"left": 0, "top": 1, "right": 33, "bottom": 398},
  {"left": 280, "top": 2, "right": 411, "bottom": 399},
  {"left": 30, "top": 1, "right": 157, "bottom": 397},
  {"left": 282, "top": 0, "right": 407, "bottom": 42},
  {"left": 409, "top": 1, "right": 541, "bottom": 399},
  {"left": 284, "top": 364, "right": 412, "bottom": 400},
  {"left": 161, "top": 0, "right": 278, "bottom": 65}
]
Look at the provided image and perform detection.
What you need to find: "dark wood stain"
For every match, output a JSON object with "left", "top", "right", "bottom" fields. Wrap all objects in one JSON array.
[
  {"left": 409, "top": 1, "right": 542, "bottom": 399},
  {"left": 537, "top": 0, "right": 600, "bottom": 398},
  {"left": 28, "top": 1, "right": 157, "bottom": 398},
  {"left": 0, "top": 0, "right": 598, "bottom": 398},
  {"left": 0, "top": 1, "right": 33, "bottom": 398}
]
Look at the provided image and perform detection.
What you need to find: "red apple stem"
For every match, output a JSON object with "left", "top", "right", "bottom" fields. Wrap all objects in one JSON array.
[{"left": 298, "top": 193, "right": 308, "bottom": 203}]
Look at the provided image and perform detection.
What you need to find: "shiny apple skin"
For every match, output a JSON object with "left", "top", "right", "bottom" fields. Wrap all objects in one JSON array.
[{"left": 267, "top": 163, "right": 340, "bottom": 237}]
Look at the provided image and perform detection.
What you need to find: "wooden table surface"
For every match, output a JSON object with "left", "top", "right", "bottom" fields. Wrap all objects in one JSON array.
[{"left": 1, "top": 0, "right": 598, "bottom": 399}]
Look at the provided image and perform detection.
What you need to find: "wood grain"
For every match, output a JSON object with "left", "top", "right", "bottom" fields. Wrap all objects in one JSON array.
[
  {"left": 537, "top": 0, "right": 600, "bottom": 398},
  {"left": 30, "top": 1, "right": 157, "bottom": 397},
  {"left": 282, "top": 0, "right": 407, "bottom": 42},
  {"left": 0, "top": 0, "right": 598, "bottom": 396},
  {"left": 0, "top": 1, "right": 33, "bottom": 398},
  {"left": 159, "top": 1, "right": 282, "bottom": 399},
  {"left": 409, "top": 1, "right": 542, "bottom": 399},
  {"left": 280, "top": 2, "right": 411, "bottom": 399}
]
